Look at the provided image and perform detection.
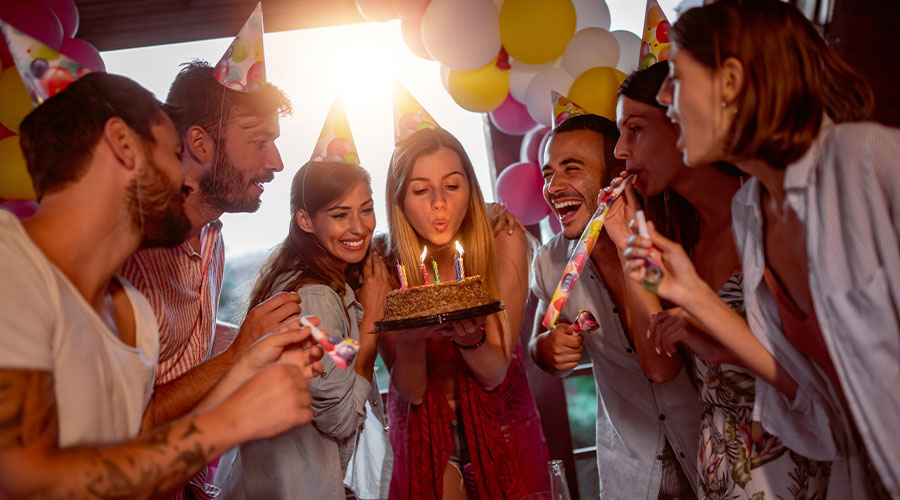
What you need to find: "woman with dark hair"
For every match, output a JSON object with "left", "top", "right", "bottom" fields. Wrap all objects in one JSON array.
[
  {"left": 613, "top": 61, "right": 829, "bottom": 498},
  {"left": 215, "top": 161, "right": 393, "bottom": 499},
  {"left": 624, "top": 0, "right": 899, "bottom": 497},
  {"left": 380, "top": 128, "right": 549, "bottom": 499}
]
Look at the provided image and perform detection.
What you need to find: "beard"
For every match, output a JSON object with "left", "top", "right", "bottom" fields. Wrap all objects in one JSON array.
[
  {"left": 197, "top": 147, "right": 271, "bottom": 213},
  {"left": 127, "top": 159, "right": 192, "bottom": 249}
]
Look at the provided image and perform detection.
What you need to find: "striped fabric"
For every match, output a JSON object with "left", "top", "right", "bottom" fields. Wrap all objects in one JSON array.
[
  {"left": 120, "top": 220, "right": 225, "bottom": 500},
  {"left": 731, "top": 121, "right": 900, "bottom": 498}
]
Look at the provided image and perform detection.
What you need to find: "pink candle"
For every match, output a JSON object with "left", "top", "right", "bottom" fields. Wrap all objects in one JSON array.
[
  {"left": 396, "top": 263, "right": 407, "bottom": 290},
  {"left": 419, "top": 246, "right": 429, "bottom": 285}
]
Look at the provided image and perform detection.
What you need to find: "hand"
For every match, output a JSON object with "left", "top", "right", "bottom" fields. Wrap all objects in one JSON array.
[
  {"left": 357, "top": 251, "right": 391, "bottom": 323},
  {"left": 232, "top": 292, "right": 303, "bottom": 354},
  {"left": 536, "top": 322, "right": 583, "bottom": 371},
  {"left": 223, "top": 362, "right": 314, "bottom": 442},
  {"left": 603, "top": 172, "right": 640, "bottom": 251},
  {"left": 623, "top": 218, "right": 704, "bottom": 305},
  {"left": 648, "top": 308, "right": 740, "bottom": 365},
  {"left": 229, "top": 320, "right": 324, "bottom": 385},
  {"left": 446, "top": 317, "right": 487, "bottom": 346},
  {"left": 488, "top": 202, "right": 527, "bottom": 236}
]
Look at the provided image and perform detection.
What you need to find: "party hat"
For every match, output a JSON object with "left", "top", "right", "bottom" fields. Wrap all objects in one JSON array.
[
  {"left": 551, "top": 90, "right": 590, "bottom": 126},
  {"left": 310, "top": 94, "right": 360, "bottom": 165},
  {"left": 213, "top": 2, "right": 266, "bottom": 92},
  {"left": 0, "top": 21, "right": 92, "bottom": 106},
  {"left": 639, "top": 0, "right": 671, "bottom": 69},
  {"left": 392, "top": 80, "right": 439, "bottom": 144}
]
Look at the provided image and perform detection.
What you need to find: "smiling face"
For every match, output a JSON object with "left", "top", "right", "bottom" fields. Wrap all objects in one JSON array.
[
  {"left": 614, "top": 95, "right": 686, "bottom": 196},
  {"left": 198, "top": 108, "right": 284, "bottom": 213},
  {"left": 542, "top": 130, "right": 607, "bottom": 240},
  {"left": 300, "top": 181, "right": 375, "bottom": 266},
  {"left": 402, "top": 147, "right": 471, "bottom": 247},
  {"left": 656, "top": 48, "right": 733, "bottom": 167}
]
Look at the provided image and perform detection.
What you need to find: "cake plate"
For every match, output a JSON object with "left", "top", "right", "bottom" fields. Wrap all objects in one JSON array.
[{"left": 374, "top": 301, "right": 504, "bottom": 332}]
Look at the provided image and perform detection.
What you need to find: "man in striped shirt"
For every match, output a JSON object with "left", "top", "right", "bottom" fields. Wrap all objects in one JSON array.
[{"left": 120, "top": 61, "right": 303, "bottom": 499}]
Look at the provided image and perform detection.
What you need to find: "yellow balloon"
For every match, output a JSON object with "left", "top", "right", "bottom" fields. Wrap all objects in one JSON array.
[
  {"left": 0, "top": 67, "right": 35, "bottom": 133},
  {"left": 500, "top": 0, "right": 576, "bottom": 65},
  {"left": 568, "top": 66, "right": 626, "bottom": 121},
  {"left": 447, "top": 60, "right": 510, "bottom": 113},
  {"left": 0, "top": 136, "right": 36, "bottom": 201}
]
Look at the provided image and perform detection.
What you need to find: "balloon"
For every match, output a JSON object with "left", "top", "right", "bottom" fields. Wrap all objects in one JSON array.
[
  {"left": 391, "top": 0, "right": 430, "bottom": 20},
  {"left": 0, "top": 122, "right": 14, "bottom": 141},
  {"left": 508, "top": 58, "right": 554, "bottom": 103},
  {"left": 537, "top": 127, "right": 553, "bottom": 164},
  {"left": 400, "top": 18, "right": 432, "bottom": 60},
  {"left": 520, "top": 125, "right": 550, "bottom": 163},
  {"left": 439, "top": 64, "right": 451, "bottom": 93},
  {"left": 499, "top": 0, "right": 576, "bottom": 65},
  {"left": 421, "top": 0, "right": 500, "bottom": 71},
  {"left": 0, "top": 199, "right": 38, "bottom": 219},
  {"left": 489, "top": 93, "right": 536, "bottom": 136},
  {"left": 59, "top": 38, "right": 104, "bottom": 72},
  {"left": 0, "top": 36, "right": 12, "bottom": 70},
  {"left": 611, "top": 30, "right": 641, "bottom": 74},
  {"left": 524, "top": 68, "right": 573, "bottom": 126},
  {"left": 0, "top": 2, "right": 64, "bottom": 50},
  {"left": 495, "top": 161, "right": 551, "bottom": 225},
  {"left": 355, "top": 0, "right": 396, "bottom": 22},
  {"left": 547, "top": 213, "right": 562, "bottom": 233},
  {"left": 0, "top": 136, "right": 36, "bottom": 201},
  {"left": 572, "top": 0, "right": 610, "bottom": 31},
  {"left": 567, "top": 66, "right": 626, "bottom": 121},
  {"left": 0, "top": 67, "right": 33, "bottom": 133},
  {"left": 562, "top": 28, "right": 619, "bottom": 78},
  {"left": 446, "top": 59, "right": 509, "bottom": 112},
  {"left": 38, "top": 0, "right": 78, "bottom": 38}
]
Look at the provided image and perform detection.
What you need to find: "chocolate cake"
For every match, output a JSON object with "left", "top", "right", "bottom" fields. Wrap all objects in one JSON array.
[{"left": 381, "top": 276, "right": 497, "bottom": 321}]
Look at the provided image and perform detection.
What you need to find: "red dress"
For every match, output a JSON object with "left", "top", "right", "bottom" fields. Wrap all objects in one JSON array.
[{"left": 387, "top": 341, "right": 550, "bottom": 499}]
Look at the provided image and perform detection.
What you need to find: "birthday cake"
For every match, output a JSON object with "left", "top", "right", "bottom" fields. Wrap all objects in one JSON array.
[{"left": 381, "top": 276, "right": 497, "bottom": 322}]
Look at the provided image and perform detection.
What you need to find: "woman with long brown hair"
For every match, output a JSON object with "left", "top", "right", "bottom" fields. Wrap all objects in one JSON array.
[
  {"left": 624, "top": 0, "right": 899, "bottom": 497},
  {"left": 215, "top": 160, "right": 392, "bottom": 499},
  {"left": 380, "top": 128, "right": 549, "bottom": 499}
]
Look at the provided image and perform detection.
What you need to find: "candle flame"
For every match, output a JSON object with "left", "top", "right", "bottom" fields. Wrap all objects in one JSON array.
[
  {"left": 420, "top": 245, "right": 428, "bottom": 262},
  {"left": 455, "top": 240, "right": 464, "bottom": 255}
]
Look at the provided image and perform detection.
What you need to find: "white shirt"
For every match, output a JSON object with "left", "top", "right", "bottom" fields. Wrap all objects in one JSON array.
[
  {"left": 0, "top": 211, "right": 159, "bottom": 447},
  {"left": 732, "top": 121, "right": 900, "bottom": 499},
  {"left": 531, "top": 233, "right": 701, "bottom": 500}
]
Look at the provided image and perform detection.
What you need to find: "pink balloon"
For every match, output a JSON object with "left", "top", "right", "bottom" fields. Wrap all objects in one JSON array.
[
  {"left": 495, "top": 161, "right": 551, "bottom": 226},
  {"left": 391, "top": 0, "right": 431, "bottom": 20},
  {"left": 0, "top": 199, "right": 39, "bottom": 220},
  {"left": 537, "top": 129, "right": 553, "bottom": 166},
  {"left": 0, "top": 2, "right": 64, "bottom": 50},
  {"left": 401, "top": 18, "right": 432, "bottom": 60},
  {"left": 520, "top": 125, "right": 550, "bottom": 164},
  {"left": 59, "top": 38, "right": 105, "bottom": 72},
  {"left": 38, "top": 0, "right": 78, "bottom": 38},
  {"left": 355, "top": 0, "right": 396, "bottom": 22},
  {"left": 489, "top": 93, "right": 537, "bottom": 136}
]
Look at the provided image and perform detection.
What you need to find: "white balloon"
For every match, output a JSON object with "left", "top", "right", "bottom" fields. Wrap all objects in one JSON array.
[
  {"left": 508, "top": 58, "right": 555, "bottom": 103},
  {"left": 572, "top": 0, "right": 610, "bottom": 31},
  {"left": 421, "top": 0, "right": 501, "bottom": 71},
  {"left": 524, "top": 68, "right": 574, "bottom": 126},
  {"left": 439, "top": 64, "right": 451, "bottom": 93},
  {"left": 562, "top": 28, "right": 619, "bottom": 78},
  {"left": 611, "top": 30, "right": 641, "bottom": 74}
]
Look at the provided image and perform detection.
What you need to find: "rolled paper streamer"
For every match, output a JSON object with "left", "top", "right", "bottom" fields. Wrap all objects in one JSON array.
[
  {"left": 300, "top": 316, "right": 359, "bottom": 370},
  {"left": 572, "top": 309, "right": 599, "bottom": 334},
  {"left": 635, "top": 210, "right": 664, "bottom": 293},
  {"left": 541, "top": 175, "right": 634, "bottom": 329}
]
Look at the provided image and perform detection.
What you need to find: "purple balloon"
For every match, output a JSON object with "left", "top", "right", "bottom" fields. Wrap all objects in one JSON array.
[
  {"left": 0, "top": 2, "right": 64, "bottom": 50},
  {"left": 489, "top": 93, "right": 537, "bottom": 136},
  {"left": 494, "top": 161, "right": 552, "bottom": 226},
  {"left": 59, "top": 38, "right": 105, "bottom": 72},
  {"left": 39, "top": 0, "right": 78, "bottom": 38},
  {"left": 0, "top": 199, "right": 39, "bottom": 220},
  {"left": 520, "top": 125, "right": 551, "bottom": 164}
]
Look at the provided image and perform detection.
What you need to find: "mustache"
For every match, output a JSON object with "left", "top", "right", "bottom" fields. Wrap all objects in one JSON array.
[
  {"left": 253, "top": 173, "right": 275, "bottom": 184},
  {"left": 550, "top": 191, "right": 584, "bottom": 203}
]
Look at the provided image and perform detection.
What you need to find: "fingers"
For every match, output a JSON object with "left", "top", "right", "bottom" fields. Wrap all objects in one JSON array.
[
  {"left": 254, "top": 291, "right": 302, "bottom": 314},
  {"left": 304, "top": 361, "right": 325, "bottom": 378},
  {"left": 622, "top": 177, "right": 640, "bottom": 208}
]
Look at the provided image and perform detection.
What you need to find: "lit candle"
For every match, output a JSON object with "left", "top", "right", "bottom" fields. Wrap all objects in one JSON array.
[
  {"left": 419, "top": 246, "right": 429, "bottom": 285},
  {"left": 396, "top": 263, "right": 407, "bottom": 290},
  {"left": 454, "top": 240, "right": 465, "bottom": 281},
  {"left": 432, "top": 259, "right": 441, "bottom": 284}
]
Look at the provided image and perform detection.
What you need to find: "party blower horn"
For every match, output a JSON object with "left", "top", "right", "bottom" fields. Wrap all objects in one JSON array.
[
  {"left": 542, "top": 175, "right": 634, "bottom": 330},
  {"left": 300, "top": 316, "right": 360, "bottom": 370}
]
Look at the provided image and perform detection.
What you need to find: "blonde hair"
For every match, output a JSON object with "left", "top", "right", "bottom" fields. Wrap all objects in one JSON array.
[{"left": 386, "top": 128, "right": 512, "bottom": 355}]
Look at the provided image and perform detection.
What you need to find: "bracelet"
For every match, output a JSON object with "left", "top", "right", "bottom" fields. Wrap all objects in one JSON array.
[{"left": 452, "top": 329, "right": 487, "bottom": 350}]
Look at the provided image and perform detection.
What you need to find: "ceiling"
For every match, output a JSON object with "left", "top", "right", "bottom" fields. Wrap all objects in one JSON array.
[{"left": 73, "top": 0, "right": 366, "bottom": 51}]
